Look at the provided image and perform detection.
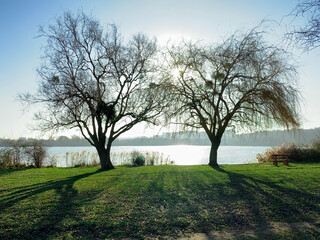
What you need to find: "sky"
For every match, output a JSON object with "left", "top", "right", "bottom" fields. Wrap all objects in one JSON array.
[{"left": 0, "top": 0, "right": 319, "bottom": 139}]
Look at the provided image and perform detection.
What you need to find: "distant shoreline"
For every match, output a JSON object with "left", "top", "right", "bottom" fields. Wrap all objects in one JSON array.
[
  {"left": 1, "top": 127, "right": 319, "bottom": 147},
  {"left": 42, "top": 144, "right": 273, "bottom": 147}
]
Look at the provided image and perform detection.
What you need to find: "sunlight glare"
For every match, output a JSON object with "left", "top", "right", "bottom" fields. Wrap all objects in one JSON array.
[{"left": 171, "top": 68, "right": 181, "bottom": 78}]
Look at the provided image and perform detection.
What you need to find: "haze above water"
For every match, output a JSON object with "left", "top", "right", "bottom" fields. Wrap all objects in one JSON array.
[{"left": 47, "top": 145, "right": 269, "bottom": 167}]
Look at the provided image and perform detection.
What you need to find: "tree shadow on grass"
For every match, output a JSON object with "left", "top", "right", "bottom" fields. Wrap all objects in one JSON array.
[
  {"left": 0, "top": 169, "right": 107, "bottom": 240},
  {"left": 203, "top": 166, "right": 320, "bottom": 238},
  {"left": 124, "top": 166, "right": 320, "bottom": 239},
  {"left": 212, "top": 166, "right": 320, "bottom": 218}
]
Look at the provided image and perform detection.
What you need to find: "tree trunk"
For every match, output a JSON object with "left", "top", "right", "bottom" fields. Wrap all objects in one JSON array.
[
  {"left": 208, "top": 143, "right": 219, "bottom": 167},
  {"left": 96, "top": 141, "right": 114, "bottom": 170}
]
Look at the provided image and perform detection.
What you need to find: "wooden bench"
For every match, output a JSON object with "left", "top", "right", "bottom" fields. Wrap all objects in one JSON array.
[{"left": 272, "top": 154, "right": 290, "bottom": 166}]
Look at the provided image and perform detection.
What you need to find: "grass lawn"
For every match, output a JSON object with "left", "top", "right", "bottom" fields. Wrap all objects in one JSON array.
[{"left": 0, "top": 163, "right": 320, "bottom": 239}]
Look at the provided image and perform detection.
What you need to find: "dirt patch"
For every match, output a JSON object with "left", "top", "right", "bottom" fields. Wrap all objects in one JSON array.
[{"left": 178, "top": 221, "right": 320, "bottom": 240}]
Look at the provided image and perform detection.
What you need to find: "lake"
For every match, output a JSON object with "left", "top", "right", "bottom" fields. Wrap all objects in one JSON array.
[{"left": 45, "top": 145, "right": 269, "bottom": 167}]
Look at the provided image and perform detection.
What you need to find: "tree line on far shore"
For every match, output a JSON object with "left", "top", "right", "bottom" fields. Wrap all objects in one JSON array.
[{"left": 1, "top": 127, "right": 319, "bottom": 147}]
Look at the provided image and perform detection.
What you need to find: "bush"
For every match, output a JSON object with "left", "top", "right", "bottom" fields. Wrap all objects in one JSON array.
[
  {"left": 131, "top": 151, "right": 145, "bottom": 167},
  {"left": 0, "top": 139, "right": 27, "bottom": 168},
  {"left": 110, "top": 151, "right": 174, "bottom": 166},
  {"left": 129, "top": 151, "right": 174, "bottom": 167},
  {"left": 0, "top": 148, "right": 13, "bottom": 169},
  {"left": 290, "top": 147, "right": 320, "bottom": 162},
  {"left": 24, "top": 140, "right": 47, "bottom": 168},
  {"left": 311, "top": 139, "right": 320, "bottom": 151},
  {"left": 257, "top": 141, "right": 320, "bottom": 163},
  {"left": 256, "top": 143, "right": 296, "bottom": 163},
  {"left": 0, "top": 147, "right": 27, "bottom": 169},
  {"left": 0, "top": 140, "right": 48, "bottom": 169}
]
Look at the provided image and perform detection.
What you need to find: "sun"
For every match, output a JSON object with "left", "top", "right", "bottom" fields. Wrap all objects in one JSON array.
[{"left": 171, "top": 68, "right": 181, "bottom": 78}]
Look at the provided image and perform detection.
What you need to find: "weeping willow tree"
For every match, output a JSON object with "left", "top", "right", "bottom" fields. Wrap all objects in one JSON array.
[
  {"left": 161, "top": 29, "right": 301, "bottom": 166},
  {"left": 20, "top": 11, "right": 166, "bottom": 170}
]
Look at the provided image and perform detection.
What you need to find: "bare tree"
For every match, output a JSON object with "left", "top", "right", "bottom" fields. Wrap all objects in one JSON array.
[
  {"left": 24, "top": 140, "right": 47, "bottom": 168},
  {"left": 287, "top": 0, "right": 320, "bottom": 51},
  {"left": 20, "top": 11, "right": 165, "bottom": 170},
  {"left": 161, "top": 29, "right": 301, "bottom": 166}
]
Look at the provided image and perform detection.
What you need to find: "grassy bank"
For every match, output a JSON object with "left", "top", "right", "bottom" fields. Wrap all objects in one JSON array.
[{"left": 1, "top": 163, "right": 320, "bottom": 239}]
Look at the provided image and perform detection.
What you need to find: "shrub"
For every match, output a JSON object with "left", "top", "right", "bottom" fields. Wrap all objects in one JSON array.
[
  {"left": 110, "top": 151, "right": 174, "bottom": 166},
  {"left": 131, "top": 151, "right": 145, "bottom": 167},
  {"left": 257, "top": 141, "right": 320, "bottom": 163},
  {"left": 256, "top": 143, "right": 296, "bottom": 163},
  {"left": 0, "top": 139, "right": 27, "bottom": 168},
  {"left": 0, "top": 148, "right": 13, "bottom": 169},
  {"left": 129, "top": 151, "right": 174, "bottom": 166},
  {"left": 290, "top": 147, "right": 320, "bottom": 162},
  {"left": 311, "top": 139, "right": 320, "bottom": 151},
  {"left": 24, "top": 140, "right": 47, "bottom": 168},
  {"left": 0, "top": 147, "right": 28, "bottom": 169}
]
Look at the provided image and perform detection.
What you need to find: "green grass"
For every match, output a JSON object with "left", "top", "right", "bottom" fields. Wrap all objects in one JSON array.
[{"left": 0, "top": 163, "right": 320, "bottom": 239}]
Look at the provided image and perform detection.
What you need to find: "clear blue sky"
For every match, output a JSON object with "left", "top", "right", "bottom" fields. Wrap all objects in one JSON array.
[{"left": 0, "top": 0, "right": 319, "bottom": 139}]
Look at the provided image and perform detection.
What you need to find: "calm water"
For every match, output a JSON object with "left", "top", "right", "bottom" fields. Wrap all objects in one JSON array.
[{"left": 45, "top": 145, "right": 269, "bottom": 167}]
